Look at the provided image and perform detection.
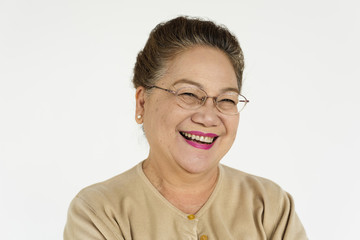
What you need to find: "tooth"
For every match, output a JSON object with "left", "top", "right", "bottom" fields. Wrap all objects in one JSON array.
[{"left": 182, "top": 132, "right": 216, "bottom": 143}]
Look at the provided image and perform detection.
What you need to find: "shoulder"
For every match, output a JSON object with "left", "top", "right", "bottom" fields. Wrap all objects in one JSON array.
[
  {"left": 219, "top": 165, "right": 308, "bottom": 239},
  {"left": 220, "top": 164, "right": 289, "bottom": 202},
  {"left": 219, "top": 164, "right": 304, "bottom": 236},
  {"left": 75, "top": 163, "right": 142, "bottom": 208},
  {"left": 64, "top": 165, "right": 142, "bottom": 240}
]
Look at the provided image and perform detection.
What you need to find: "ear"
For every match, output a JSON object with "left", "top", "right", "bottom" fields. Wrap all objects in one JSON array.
[{"left": 135, "top": 86, "right": 146, "bottom": 124}]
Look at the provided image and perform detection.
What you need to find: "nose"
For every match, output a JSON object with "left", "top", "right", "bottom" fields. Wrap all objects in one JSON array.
[{"left": 191, "top": 98, "right": 221, "bottom": 127}]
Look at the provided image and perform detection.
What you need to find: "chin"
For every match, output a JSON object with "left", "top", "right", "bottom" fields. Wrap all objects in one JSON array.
[{"left": 176, "top": 156, "right": 218, "bottom": 174}]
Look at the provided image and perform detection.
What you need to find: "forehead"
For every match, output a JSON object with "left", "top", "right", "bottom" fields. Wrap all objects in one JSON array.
[
  {"left": 172, "top": 78, "right": 239, "bottom": 94},
  {"left": 159, "top": 46, "right": 238, "bottom": 92}
]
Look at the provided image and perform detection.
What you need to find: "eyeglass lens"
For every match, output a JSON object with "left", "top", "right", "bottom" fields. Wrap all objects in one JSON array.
[{"left": 175, "top": 87, "right": 246, "bottom": 115}]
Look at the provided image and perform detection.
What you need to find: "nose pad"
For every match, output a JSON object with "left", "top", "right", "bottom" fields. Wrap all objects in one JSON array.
[
  {"left": 212, "top": 98, "right": 219, "bottom": 111},
  {"left": 203, "top": 97, "right": 221, "bottom": 112}
]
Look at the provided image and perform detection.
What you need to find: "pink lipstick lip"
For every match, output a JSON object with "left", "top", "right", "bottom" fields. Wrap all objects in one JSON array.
[
  {"left": 184, "top": 131, "right": 218, "bottom": 138},
  {"left": 184, "top": 139, "right": 215, "bottom": 150},
  {"left": 180, "top": 131, "right": 218, "bottom": 150}
]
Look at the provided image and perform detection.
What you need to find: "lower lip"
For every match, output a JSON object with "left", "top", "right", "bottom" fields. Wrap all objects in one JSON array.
[{"left": 184, "top": 138, "right": 215, "bottom": 150}]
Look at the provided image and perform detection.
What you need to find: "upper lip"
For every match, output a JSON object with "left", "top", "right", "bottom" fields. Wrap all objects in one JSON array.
[{"left": 181, "top": 131, "right": 218, "bottom": 138}]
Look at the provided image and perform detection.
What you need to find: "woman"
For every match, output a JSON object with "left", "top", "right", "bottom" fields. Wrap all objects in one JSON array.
[{"left": 64, "top": 16, "right": 307, "bottom": 239}]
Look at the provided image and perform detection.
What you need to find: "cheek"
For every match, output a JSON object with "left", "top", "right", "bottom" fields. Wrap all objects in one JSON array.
[
  {"left": 152, "top": 105, "right": 177, "bottom": 138},
  {"left": 226, "top": 117, "right": 240, "bottom": 138}
]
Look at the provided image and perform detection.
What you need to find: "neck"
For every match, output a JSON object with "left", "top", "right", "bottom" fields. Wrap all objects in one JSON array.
[
  {"left": 142, "top": 158, "right": 219, "bottom": 214},
  {"left": 142, "top": 157, "right": 219, "bottom": 190}
]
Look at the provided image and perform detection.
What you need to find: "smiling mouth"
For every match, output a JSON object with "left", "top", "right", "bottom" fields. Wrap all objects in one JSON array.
[{"left": 180, "top": 131, "right": 218, "bottom": 145}]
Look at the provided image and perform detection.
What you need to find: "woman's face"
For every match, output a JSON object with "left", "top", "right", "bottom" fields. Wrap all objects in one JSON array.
[{"left": 136, "top": 46, "right": 240, "bottom": 174}]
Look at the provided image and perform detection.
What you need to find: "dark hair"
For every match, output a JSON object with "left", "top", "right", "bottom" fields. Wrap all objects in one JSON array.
[{"left": 132, "top": 16, "right": 245, "bottom": 91}]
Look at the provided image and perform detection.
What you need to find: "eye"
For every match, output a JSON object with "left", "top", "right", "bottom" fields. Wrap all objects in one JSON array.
[
  {"left": 218, "top": 98, "right": 237, "bottom": 105},
  {"left": 217, "top": 93, "right": 239, "bottom": 110},
  {"left": 176, "top": 87, "right": 205, "bottom": 106},
  {"left": 179, "top": 92, "right": 200, "bottom": 99},
  {"left": 178, "top": 91, "right": 202, "bottom": 105}
]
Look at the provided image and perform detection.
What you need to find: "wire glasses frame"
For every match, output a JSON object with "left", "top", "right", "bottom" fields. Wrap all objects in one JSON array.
[{"left": 147, "top": 85, "right": 249, "bottom": 115}]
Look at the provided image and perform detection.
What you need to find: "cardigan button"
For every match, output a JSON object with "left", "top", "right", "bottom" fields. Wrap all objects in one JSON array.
[
  {"left": 187, "top": 214, "right": 195, "bottom": 220},
  {"left": 200, "top": 235, "right": 208, "bottom": 240}
]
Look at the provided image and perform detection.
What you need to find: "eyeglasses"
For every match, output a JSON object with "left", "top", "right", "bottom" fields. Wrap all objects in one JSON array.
[{"left": 147, "top": 85, "right": 249, "bottom": 115}]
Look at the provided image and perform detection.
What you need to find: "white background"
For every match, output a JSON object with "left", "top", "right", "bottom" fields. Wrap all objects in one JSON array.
[{"left": 1, "top": 0, "right": 359, "bottom": 239}]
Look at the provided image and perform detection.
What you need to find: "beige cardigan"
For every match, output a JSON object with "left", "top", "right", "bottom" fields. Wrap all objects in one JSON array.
[{"left": 64, "top": 162, "right": 307, "bottom": 239}]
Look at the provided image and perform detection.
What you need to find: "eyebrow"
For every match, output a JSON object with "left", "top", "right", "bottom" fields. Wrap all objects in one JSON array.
[{"left": 172, "top": 78, "right": 240, "bottom": 94}]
